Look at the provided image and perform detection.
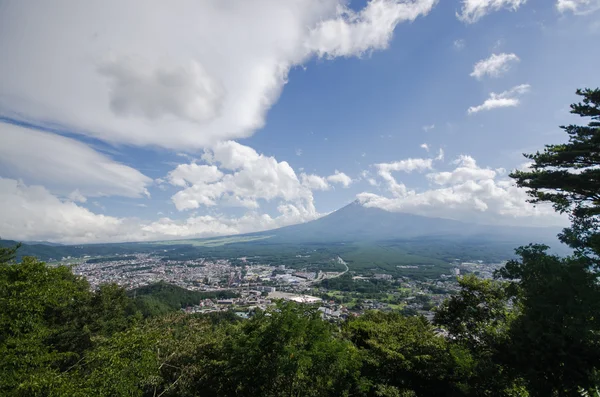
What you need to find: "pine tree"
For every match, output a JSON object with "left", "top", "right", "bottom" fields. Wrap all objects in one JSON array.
[{"left": 510, "top": 88, "right": 600, "bottom": 259}]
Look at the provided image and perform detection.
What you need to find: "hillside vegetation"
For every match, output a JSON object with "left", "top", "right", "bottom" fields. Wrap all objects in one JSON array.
[{"left": 130, "top": 282, "right": 238, "bottom": 317}]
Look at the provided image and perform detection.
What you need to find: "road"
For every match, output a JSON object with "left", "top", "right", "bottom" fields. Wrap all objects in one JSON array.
[{"left": 309, "top": 256, "right": 348, "bottom": 285}]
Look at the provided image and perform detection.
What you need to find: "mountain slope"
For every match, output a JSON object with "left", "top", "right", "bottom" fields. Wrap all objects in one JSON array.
[{"left": 259, "top": 201, "right": 563, "bottom": 246}]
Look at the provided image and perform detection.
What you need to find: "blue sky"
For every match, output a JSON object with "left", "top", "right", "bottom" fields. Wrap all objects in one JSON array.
[{"left": 0, "top": 0, "right": 598, "bottom": 243}]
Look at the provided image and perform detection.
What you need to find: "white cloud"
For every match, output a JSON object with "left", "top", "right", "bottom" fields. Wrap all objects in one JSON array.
[
  {"left": 557, "top": 0, "right": 600, "bottom": 14},
  {"left": 142, "top": 203, "right": 320, "bottom": 239},
  {"left": 420, "top": 143, "right": 430, "bottom": 151},
  {"left": 376, "top": 158, "right": 433, "bottom": 174},
  {"left": 436, "top": 148, "right": 445, "bottom": 161},
  {"left": 375, "top": 158, "right": 433, "bottom": 197},
  {"left": 306, "top": 0, "right": 437, "bottom": 58},
  {"left": 357, "top": 155, "right": 566, "bottom": 227},
  {"left": 0, "top": 177, "right": 324, "bottom": 244},
  {"left": 301, "top": 173, "right": 331, "bottom": 191},
  {"left": 427, "top": 155, "right": 497, "bottom": 185},
  {"left": 327, "top": 170, "right": 353, "bottom": 187},
  {"left": 457, "top": 0, "right": 527, "bottom": 23},
  {"left": 453, "top": 39, "right": 465, "bottom": 50},
  {"left": 422, "top": 124, "right": 435, "bottom": 132},
  {"left": 296, "top": 148, "right": 303, "bottom": 156},
  {"left": 470, "top": 53, "right": 520, "bottom": 79},
  {"left": 68, "top": 190, "right": 87, "bottom": 203},
  {"left": 167, "top": 164, "right": 223, "bottom": 187},
  {"left": 167, "top": 142, "right": 318, "bottom": 231},
  {"left": 98, "top": 58, "right": 225, "bottom": 124},
  {"left": 0, "top": 0, "right": 438, "bottom": 150},
  {"left": 0, "top": 122, "right": 152, "bottom": 199},
  {"left": 0, "top": 177, "right": 130, "bottom": 244},
  {"left": 468, "top": 84, "right": 530, "bottom": 114}
]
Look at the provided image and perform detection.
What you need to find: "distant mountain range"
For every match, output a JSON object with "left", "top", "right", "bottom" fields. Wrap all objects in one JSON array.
[
  {"left": 255, "top": 200, "right": 563, "bottom": 247},
  {"left": 1, "top": 201, "right": 568, "bottom": 262}
]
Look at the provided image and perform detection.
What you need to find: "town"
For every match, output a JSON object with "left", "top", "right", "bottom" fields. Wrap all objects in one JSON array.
[{"left": 68, "top": 253, "right": 505, "bottom": 321}]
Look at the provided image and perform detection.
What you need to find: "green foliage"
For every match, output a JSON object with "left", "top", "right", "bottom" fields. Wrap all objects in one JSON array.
[
  {"left": 344, "top": 311, "right": 467, "bottom": 396},
  {"left": 0, "top": 242, "right": 20, "bottom": 263},
  {"left": 496, "top": 245, "right": 600, "bottom": 396},
  {"left": 205, "top": 302, "right": 363, "bottom": 397},
  {"left": 0, "top": 256, "right": 93, "bottom": 395},
  {"left": 510, "top": 88, "right": 600, "bottom": 258},
  {"left": 130, "top": 281, "right": 238, "bottom": 317},
  {"left": 0, "top": 256, "right": 143, "bottom": 396},
  {"left": 85, "top": 255, "right": 137, "bottom": 264},
  {"left": 435, "top": 275, "right": 511, "bottom": 350},
  {"left": 434, "top": 275, "right": 524, "bottom": 396},
  {"left": 500, "top": 88, "right": 600, "bottom": 395}
]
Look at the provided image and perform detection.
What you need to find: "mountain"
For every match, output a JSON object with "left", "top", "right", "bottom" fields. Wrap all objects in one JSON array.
[
  {"left": 1, "top": 202, "right": 568, "bottom": 263},
  {"left": 23, "top": 240, "right": 64, "bottom": 246},
  {"left": 257, "top": 201, "right": 564, "bottom": 247}
]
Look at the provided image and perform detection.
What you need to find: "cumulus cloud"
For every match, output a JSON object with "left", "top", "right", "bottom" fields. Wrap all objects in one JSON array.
[
  {"left": 427, "top": 155, "right": 497, "bottom": 185},
  {"left": 327, "top": 170, "right": 353, "bottom": 187},
  {"left": 166, "top": 142, "right": 319, "bottom": 230},
  {"left": 420, "top": 143, "right": 430, "bottom": 151},
  {"left": 306, "top": 0, "right": 437, "bottom": 58},
  {"left": 0, "top": 0, "right": 438, "bottom": 150},
  {"left": 357, "top": 155, "right": 566, "bottom": 227},
  {"left": 470, "top": 53, "right": 520, "bottom": 79},
  {"left": 167, "top": 164, "right": 223, "bottom": 187},
  {"left": 457, "top": 0, "right": 527, "bottom": 23},
  {"left": 374, "top": 158, "right": 433, "bottom": 197},
  {"left": 468, "top": 84, "right": 530, "bottom": 114},
  {"left": 557, "top": 0, "right": 600, "bottom": 14},
  {"left": 0, "top": 122, "right": 152, "bottom": 199}
]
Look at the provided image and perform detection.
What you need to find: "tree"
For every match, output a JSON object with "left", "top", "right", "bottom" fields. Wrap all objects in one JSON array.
[
  {"left": 209, "top": 302, "right": 362, "bottom": 397},
  {"left": 510, "top": 88, "right": 600, "bottom": 259},
  {"left": 344, "top": 311, "right": 466, "bottom": 396},
  {"left": 0, "top": 243, "right": 20, "bottom": 263},
  {"left": 505, "top": 88, "right": 600, "bottom": 395},
  {"left": 495, "top": 245, "right": 600, "bottom": 396},
  {"left": 0, "top": 256, "right": 94, "bottom": 395},
  {"left": 0, "top": 250, "right": 146, "bottom": 396},
  {"left": 434, "top": 275, "right": 525, "bottom": 396},
  {"left": 435, "top": 275, "right": 511, "bottom": 351}
]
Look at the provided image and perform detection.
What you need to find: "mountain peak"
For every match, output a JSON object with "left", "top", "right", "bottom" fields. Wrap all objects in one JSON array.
[{"left": 266, "top": 201, "right": 561, "bottom": 246}]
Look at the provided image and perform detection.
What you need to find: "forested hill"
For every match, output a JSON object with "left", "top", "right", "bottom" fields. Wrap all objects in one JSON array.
[
  {"left": 0, "top": 239, "right": 153, "bottom": 261},
  {"left": 129, "top": 282, "right": 238, "bottom": 317},
  {"left": 2, "top": 246, "right": 599, "bottom": 396}
]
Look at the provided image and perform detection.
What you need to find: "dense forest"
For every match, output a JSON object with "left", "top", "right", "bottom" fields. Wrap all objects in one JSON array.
[{"left": 1, "top": 89, "right": 599, "bottom": 396}]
